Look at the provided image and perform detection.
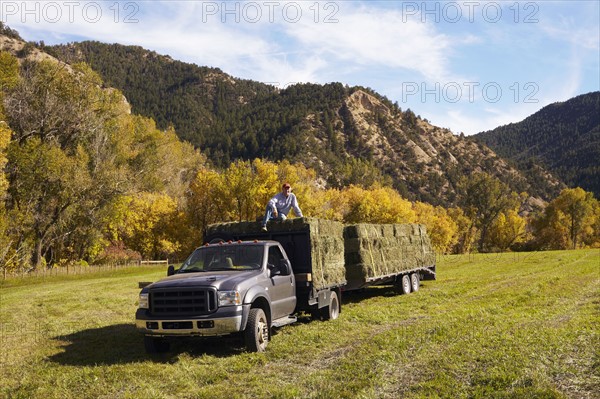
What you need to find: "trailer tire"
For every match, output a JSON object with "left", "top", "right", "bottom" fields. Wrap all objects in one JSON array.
[
  {"left": 245, "top": 308, "right": 269, "bottom": 352},
  {"left": 321, "top": 291, "right": 340, "bottom": 321},
  {"left": 144, "top": 336, "right": 170, "bottom": 354},
  {"left": 400, "top": 275, "right": 411, "bottom": 295},
  {"left": 410, "top": 273, "right": 420, "bottom": 292}
]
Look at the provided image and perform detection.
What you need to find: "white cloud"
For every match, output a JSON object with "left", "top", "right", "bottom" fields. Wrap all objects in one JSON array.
[
  {"left": 539, "top": 14, "right": 600, "bottom": 51},
  {"left": 439, "top": 101, "right": 546, "bottom": 135},
  {"left": 284, "top": 5, "right": 454, "bottom": 82}
]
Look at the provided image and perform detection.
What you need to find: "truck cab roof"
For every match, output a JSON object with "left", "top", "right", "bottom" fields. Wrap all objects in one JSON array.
[{"left": 201, "top": 239, "right": 280, "bottom": 248}]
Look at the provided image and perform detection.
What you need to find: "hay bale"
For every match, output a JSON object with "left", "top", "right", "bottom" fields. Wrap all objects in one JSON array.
[{"left": 344, "top": 223, "right": 435, "bottom": 289}]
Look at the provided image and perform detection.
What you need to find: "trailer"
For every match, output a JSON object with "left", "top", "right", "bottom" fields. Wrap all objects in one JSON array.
[
  {"left": 136, "top": 217, "right": 436, "bottom": 353},
  {"left": 343, "top": 222, "right": 436, "bottom": 293}
]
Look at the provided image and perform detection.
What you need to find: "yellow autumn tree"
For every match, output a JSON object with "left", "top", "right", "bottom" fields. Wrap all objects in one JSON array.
[
  {"left": 105, "top": 193, "right": 183, "bottom": 259},
  {"left": 0, "top": 124, "right": 12, "bottom": 271},
  {"left": 0, "top": 52, "right": 19, "bottom": 92},
  {"left": 0, "top": 52, "right": 18, "bottom": 272},
  {"left": 252, "top": 158, "right": 281, "bottom": 215},
  {"left": 413, "top": 201, "right": 459, "bottom": 253},
  {"left": 219, "top": 160, "right": 262, "bottom": 222},
  {"left": 311, "top": 188, "right": 348, "bottom": 221},
  {"left": 344, "top": 185, "right": 415, "bottom": 224},
  {"left": 186, "top": 167, "right": 226, "bottom": 244},
  {"left": 585, "top": 200, "right": 600, "bottom": 247},
  {"left": 534, "top": 188, "right": 598, "bottom": 249},
  {"left": 486, "top": 209, "right": 528, "bottom": 251}
]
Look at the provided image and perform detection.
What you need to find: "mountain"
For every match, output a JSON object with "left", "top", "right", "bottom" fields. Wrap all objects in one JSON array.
[
  {"left": 474, "top": 92, "right": 600, "bottom": 197},
  {"left": 46, "top": 41, "right": 564, "bottom": 206}
]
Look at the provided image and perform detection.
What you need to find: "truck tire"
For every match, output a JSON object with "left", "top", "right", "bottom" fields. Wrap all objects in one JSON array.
[
  {"left": 321, "top": 291, "right": 340, "bottom": 320},
  {"left": 410, "top": 273, "right": 420, "bottom": 292},
  {"left": 245, "top": 308, "right": 269, "bottom": 352},
  {"left": 144, "top": 336, "right": 170, "bottom": 354},
  {"left": 400, "top": 275, "right": 411, "bottom": 295}
]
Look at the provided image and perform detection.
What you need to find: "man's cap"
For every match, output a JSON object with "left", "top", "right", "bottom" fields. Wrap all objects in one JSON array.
[{"left": 282, "top": 183, "right": 291, "bottom": 189}]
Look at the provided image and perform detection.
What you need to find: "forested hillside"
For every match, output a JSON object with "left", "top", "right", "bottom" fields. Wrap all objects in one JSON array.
[
  {"left": 50, "top": 41, "right": 563, "bottom": 206},
  {"left": 474, "top": 92, "right": 600, "bottom": 197}
]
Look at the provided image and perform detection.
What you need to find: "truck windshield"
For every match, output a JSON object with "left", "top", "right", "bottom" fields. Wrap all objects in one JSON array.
[{"left": 178, "top": 245, "right": 264, "bottom": 273}]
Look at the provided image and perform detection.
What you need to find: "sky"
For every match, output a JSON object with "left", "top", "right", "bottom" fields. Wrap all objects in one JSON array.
[{"left": 2, "top": 0, "right": 599, "bottom": 135}]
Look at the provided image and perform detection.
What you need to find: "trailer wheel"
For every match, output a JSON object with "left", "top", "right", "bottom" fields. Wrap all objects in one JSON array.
[
  {"left": 400, "top": 275, "right": 411, "bottom": 295},
  {"left": 410, "top": 273, "right": 420, "bottom": 292},
  {"left": 245, "top": 308, "right": 269, "bottom": 352},
  {"left": 321, "top": 291, "right": 340, "bottom": 320},
  {"left": 144, "top": 336, "right": 170, "bottom": 354}
]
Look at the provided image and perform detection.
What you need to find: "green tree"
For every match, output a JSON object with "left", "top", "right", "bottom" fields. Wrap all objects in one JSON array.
[
  {"left": 447, "top": 207, "right": 475, "bottom": 254},
  {"left": 7, "top": 138, "right": 92, "bottom": 267},
  {"left": 458, "top": 173, "right": 521, "bottom": 252}
]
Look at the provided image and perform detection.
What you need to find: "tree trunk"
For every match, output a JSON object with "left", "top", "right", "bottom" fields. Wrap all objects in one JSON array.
[
  {"left": 478, "top": 225, "right": 488, "bottom": 253},
  {"left": 32, "top": 238, "right": 44, "bottom": 269},
  {"left": 570, "top": 217, "right": 576, "bottom": 249}
]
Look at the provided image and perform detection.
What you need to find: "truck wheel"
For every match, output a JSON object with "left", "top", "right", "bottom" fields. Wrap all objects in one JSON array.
[
  {"left": 144, "top": 336, "right": 170, "bottom": 354},
  {"left": 321, "top": 291, "right": 340, "bottom": 320},
  {"left": 410, "top": 273, "right": 420, "bottom": 292},
  {"left": 245, "top": 308, "right": 269, "bottom": 352},
  {"left": 400, "top": 275, "right": 411, "bottom": 295}
]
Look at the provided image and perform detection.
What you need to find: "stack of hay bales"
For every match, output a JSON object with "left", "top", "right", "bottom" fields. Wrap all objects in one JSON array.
[
  {"left": 205, "top": 218, "right": 346, "bottom": 290},
  {"left": 302, "top": 218, "right": 346, "bottom": 290},
  {"left": 344, "top": 223, "right": 436, "bottom": 290}
]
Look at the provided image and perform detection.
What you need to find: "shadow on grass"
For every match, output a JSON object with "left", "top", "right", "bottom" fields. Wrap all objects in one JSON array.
[
  {"left": 48, "top": 323, "right": 244, "bottom": 366},
  {"left": 342, "top": 286, "right": 401, "bottom": 304},
  {"left": 341, "top": 282, "right": 432, "bottom": 304}
]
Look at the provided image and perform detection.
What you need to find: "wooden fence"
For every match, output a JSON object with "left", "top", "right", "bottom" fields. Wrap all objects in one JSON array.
[{"left": 1, "top": 260, "right": 170, "bottom": 281}]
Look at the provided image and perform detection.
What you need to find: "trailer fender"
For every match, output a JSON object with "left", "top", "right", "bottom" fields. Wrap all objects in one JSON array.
[{"left": 317, "top": 287, "right": 341, "bottom": 312}]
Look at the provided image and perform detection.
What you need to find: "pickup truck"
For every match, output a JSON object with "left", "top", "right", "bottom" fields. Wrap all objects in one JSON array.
[
  {"left": 136, "top": 239, "right": 340, "bottom": 353},
  {"left": 136, "top": 218, "right": 435, "bottom": 353}
]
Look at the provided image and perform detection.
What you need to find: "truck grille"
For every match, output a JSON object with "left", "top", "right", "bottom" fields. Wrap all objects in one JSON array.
[{"left": 150, "top": 288, "right": 217, "bottom": 316}]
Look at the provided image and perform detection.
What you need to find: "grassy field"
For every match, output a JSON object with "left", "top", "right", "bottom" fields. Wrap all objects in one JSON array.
[{"left": 1, "top": 250, "right": 598, "bottom": 399}]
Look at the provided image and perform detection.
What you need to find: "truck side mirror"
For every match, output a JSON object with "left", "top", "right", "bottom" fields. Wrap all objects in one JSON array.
[
  {"left": 167, "top": 265, "right": 176, "bottom": 276},
  {"left": 279, "top": 259, "right": 292, "bottom": 276}
]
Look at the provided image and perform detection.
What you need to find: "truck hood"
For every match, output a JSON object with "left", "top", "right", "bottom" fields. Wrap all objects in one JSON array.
[{"left": 148, "top": 270, "right": 263, "bottom": 291}]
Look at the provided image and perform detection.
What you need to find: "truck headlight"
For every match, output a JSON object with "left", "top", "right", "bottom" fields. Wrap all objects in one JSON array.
[
  {"left": 138, "top": 293, "right": 149, "bottom": 309},
  {"left": 218, "top": 291, "right": 241, "bottom": 307}
]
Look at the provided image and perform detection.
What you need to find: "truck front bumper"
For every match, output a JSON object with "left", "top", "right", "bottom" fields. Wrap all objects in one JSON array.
[{"left": 135, "top": 304, "right": 249, "bottom": 336}]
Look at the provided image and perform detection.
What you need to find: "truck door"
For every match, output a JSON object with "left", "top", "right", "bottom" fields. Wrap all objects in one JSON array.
[{"left": 267, "top": 245, "right": 296, "bottom": 319}]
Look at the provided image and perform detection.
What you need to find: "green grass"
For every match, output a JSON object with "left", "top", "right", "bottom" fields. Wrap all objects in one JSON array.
[{"left": 1, "top": 250, "right": 598, "bottom": 399}]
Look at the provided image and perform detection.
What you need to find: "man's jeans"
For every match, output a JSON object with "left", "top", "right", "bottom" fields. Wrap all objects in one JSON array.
[{"left": 262, "top": 205, "right": 287, "bottom": 227}]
